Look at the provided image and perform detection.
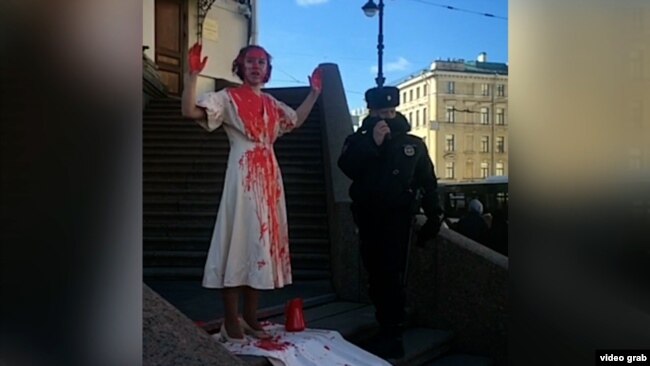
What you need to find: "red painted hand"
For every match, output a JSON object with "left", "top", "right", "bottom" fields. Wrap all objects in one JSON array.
[
  {"left": 308, "top": 67, "right": 322, "bottom": 93},
  {"left": 188, "top": 43, "right": 208, "bottom": 75}
]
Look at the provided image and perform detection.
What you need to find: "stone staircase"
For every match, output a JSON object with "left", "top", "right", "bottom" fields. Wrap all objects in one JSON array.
[{"left": 143, "top": 87, "right": 331, "bottom": 282}]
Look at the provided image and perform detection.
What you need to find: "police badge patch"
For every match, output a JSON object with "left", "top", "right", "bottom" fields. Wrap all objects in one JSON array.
[{"left": 403, "top": 144, "right": 415, "bottom": 156}]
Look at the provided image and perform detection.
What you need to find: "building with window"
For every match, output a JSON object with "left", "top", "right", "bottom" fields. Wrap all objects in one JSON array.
[
  {"left": 394, "top": 52, "right": 508, "bottom": 182},
  {"left": 143, "top": 0, "right": 257, "bottom": 96}
]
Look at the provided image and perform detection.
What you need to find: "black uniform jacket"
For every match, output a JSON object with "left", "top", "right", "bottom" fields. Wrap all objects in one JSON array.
[{"left": 338, "top": 112, "right": 441, "bottom": 218}]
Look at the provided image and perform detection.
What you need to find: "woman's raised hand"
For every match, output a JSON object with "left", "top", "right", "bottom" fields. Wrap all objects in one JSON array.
[
  {"left": 308, "top": 66, "right": 322, "bottom": 94},
  {"left": 188, "top": 42, "right": 208, "bottom": 75}
]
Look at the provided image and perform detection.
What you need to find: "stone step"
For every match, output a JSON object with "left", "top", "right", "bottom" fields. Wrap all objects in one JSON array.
[
  {"left": 390, "top": 328, "right": 454, "bottom": 366},
  {"left": 143, "top": 211, "right": 327, "bottom": 224},
  {"left": 143, "top": 177, "right": 325, "bottom": 190},
  {"left": 143, "top": 156, "right": 323, "bottom": 165},
  {"left": 143, "top": 149, "right": 323, "bottom": 159},
  {"left": 143, "top": 187, "right": 325, "bottom": 196},
  {"left": 142, "top": 191, "right": 326, "bottom": 204},
  {"left": 144, "top": 223, "right": 329, "bottom": 239},
  {"left": 142, "top": 164, "right": 324, "bottom": 176},
  {"left": 143, "top": 267, "right": 330, "bottom": 280},
  {"left": 144, "top": 236, "right": 329, "bottom": 253},
  {"left": 143, "top": 198, "right": 327, "bottom": 213},
  {"left": 143, "top": 134, "right": 323, "bottom": 143},
  {"left": 143, "top": 141, "right": 325, "bottom": 152},
  {"left": 142, "top": 117, "right": 322, "bottom": 129},
  {"left": 143, "top": 250, "right": 331, "bottom": 270},
  {"left": 143, "top": 125, "right": 322, "bottom": 136}
]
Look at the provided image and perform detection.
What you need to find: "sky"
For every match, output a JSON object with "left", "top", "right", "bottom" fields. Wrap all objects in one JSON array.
[{"left": 259, "top": 0, "right": 508, "bottom": 111}]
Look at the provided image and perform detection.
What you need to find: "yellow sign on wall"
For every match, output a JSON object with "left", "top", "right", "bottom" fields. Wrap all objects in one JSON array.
[{"left": 203, "top": 18, "right": 219, "bottom": 42}]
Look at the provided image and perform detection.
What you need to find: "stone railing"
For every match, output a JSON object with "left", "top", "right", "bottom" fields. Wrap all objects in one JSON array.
[
  {"left": 316, "top": 63, "right": 367, "bottom": 302},
  {"left": 407, "top": 227, "right": 508, "bottom": 365}
]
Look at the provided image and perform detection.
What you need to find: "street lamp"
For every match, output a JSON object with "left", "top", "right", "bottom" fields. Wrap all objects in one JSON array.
[{"left": 362, "top": 0, "right": 385, "bottom": 87}]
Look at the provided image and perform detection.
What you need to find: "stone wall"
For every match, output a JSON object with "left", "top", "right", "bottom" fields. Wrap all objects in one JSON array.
[
  {"left": 143, "top": 284, "right": 246, "bottom": 366},
  {"left": 408, "top": 227, "right": 508, "bottom": 365},
  {"left": 317, "top": 63, "right": 368, "bottom": 303}
]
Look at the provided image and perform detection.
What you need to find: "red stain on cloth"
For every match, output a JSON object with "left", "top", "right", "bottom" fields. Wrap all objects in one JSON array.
[{"left": 255, "top": 335, "right": 294, "bottom": 351}]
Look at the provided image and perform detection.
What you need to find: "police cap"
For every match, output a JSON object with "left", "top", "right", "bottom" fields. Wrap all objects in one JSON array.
[{"left": 365, "top": 86, "right": 400, "bottom": 109}]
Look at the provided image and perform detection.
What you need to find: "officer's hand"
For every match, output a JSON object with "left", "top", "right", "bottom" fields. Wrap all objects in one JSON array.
[
  {"left": 373, "top": 121, "right": 391, "bottom": 146},
  {"left": 416, "top": 218, "right": 441, "bottom": 247}
]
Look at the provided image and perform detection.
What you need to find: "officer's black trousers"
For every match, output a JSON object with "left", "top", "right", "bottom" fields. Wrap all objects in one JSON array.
[{"left": 354, "top": 205, "right": 412, "bottom": 333}]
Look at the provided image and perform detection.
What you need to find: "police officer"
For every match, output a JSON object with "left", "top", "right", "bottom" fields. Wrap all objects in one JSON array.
[{"left": 338, "top": 86, "right": 442, "bottom": 359}]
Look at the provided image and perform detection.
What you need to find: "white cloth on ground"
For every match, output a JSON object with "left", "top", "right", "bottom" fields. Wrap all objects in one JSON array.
[{"left": 214, "top": 323, "right": 391, "bottom": 366}]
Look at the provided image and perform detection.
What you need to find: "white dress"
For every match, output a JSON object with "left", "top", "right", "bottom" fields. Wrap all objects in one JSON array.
[{"left": 196, "top": 85, "right": 298, "bottom": 289}]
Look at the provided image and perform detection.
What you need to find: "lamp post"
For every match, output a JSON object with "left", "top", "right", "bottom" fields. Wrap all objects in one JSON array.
[{"left": 362, "top": 0, "right": 385, "bottom": 87}]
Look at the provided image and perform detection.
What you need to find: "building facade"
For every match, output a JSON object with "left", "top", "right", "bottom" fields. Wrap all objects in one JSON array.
[
  {"left": 395, "top": 53, "right": 508, "bottom": 183},
  {"left": 350, "top": 107, "right": 369, "bottom": 132},
  {"left": 143, "top": 0, "right": 258, "bottom": 96}
]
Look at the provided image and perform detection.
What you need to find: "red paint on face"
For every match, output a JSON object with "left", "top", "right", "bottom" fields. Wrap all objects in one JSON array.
[
  {"left": 246, "top": 48, "right": 267, "bottom": 59},
  {"left": 242, "top": 48, "right": 269, "bottom": 86}
]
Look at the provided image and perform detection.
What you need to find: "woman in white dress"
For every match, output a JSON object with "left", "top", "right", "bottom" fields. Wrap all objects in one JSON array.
[{"left": 181, "top": 43, "right": 322, "bottom": 342}]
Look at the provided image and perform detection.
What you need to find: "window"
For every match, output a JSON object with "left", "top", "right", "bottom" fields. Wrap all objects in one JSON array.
[
  {"left": 481, "top": 83, "right": 490, "bottom": 96},
  {"left": 496, "top": 162, "right": 505, "bottom": 176},
  {"left": 465, "top": 134, "right": 474, "bottom": 151},
  {"left": 416, "top": 87, "right": 420, "bottom": 99},
  {"left": 416, "top": 110, "right": 420, "bottom": 128},
  {"left": 446, "top": 106, "right": 455, "bottom": 123},
  {"left": 447, "top": 81, "right": 455, "bottom": 94},
  {"left": 481, "top": 136, "right": 490, "bottom": 152},
  {"left": 423, "top": 108, "right": 427, "bottom": 126},
  {"left": 496, "top": 136, "right": 505, "bottom": 153},
  {"left": 409, "top": 89, "right": 413, "bottom": 101},
  {"left": 423, "top": 84, "right": 428, "bottom": 96},
  {"left": 445, "top": 162, "right": 455, "bottom": 179},
  {"left": 409, "top": 112, "right": 413, "bottom": 125},
  {"left": 497, "top": 84, "right": 505, "bottom": 97},
  {"left": 465, "top": 160, "right": 474, "bottom": 178},
  {"left": 445, "top": 134, "right": 455, "bottom": 152},
  {"left": 402, "top": 92, "right": 407, "bottom": 102},
  {"left": 480, "top": 107, "right": 490, "bottom": 124},
  {"left": 496, "top": 108, "right": 505, "bottom": 125},
  {"left": 480, "top": 162, "right": 489, "bottom": 178}
]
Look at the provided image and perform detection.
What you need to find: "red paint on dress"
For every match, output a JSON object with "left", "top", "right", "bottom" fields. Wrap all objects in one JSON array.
[
  {"left": 228, "top": 86, "right": 279, "bottom": 143},
  {"left": 257, "top": 260, "right": 266, "bottom": 270},
  {"left": 240, "top": 145, "right": 282, "bottom": 255},
  {"left": 232, "top": 84, "right": 291, "bottom": 286}
]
